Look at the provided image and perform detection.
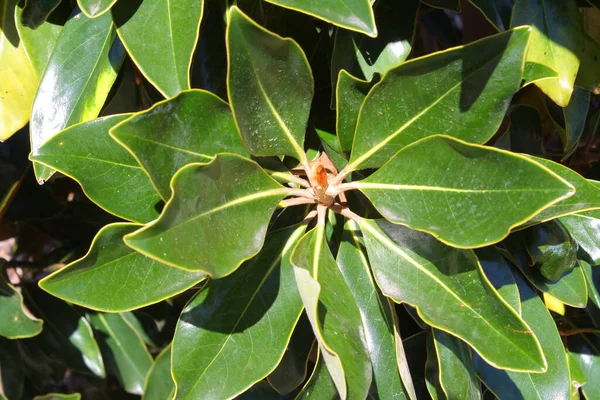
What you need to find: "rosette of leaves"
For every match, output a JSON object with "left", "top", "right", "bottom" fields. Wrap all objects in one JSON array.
[{"left": 4, "top": 0, "right": 600, "bottom": 399}]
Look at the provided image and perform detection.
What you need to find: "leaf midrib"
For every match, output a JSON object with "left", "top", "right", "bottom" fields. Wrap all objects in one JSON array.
[
  {"left": 357, "top": 183, "right": 566, "bottom": 194},
  {"left": 115, "top": 132, "right": 214, "bottom": 159}
]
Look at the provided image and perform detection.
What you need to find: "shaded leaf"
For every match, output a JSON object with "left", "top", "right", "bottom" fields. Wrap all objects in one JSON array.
[
  {"left": 580, "top": 260, "right": 600, "bottom": 326},
  {"left": 296, "top": 353, "right": 338, "bottom": 400},
  {"left": 33, "top": 394, "right": 81, "bottom": 400},
  {"left": 172, "top": 225, "right": 305, "bottom": 400},
  {"left": 477, "top": 247, "right": 521, "bottom": 315},
  {"left": 125, "top": 154, "right": 287, "bottom": 278},
  {"left": 560, "top": 88, "right": 590, "bottom": 158},
  {"left": 19, "top": 0, "right": 60, "bottom": 29},
  {"left": 560, "top": 210, "right": 600, "bottom": 264},
  {"left": 31, "top": 114, "right": 161, "bottom": 223},
  {"left": 468, "top": 0, "right": 513, "bottom": 31},
  {"left": 0, "top": 337, "right": 24, "bottom": 400},
  {"left": 495, "top": 105, "right": 544, "bottom": 156},
  {"left": 403, "top": 332, "right": 429, "bottom": 400},
  {"left": 143, "top": 345, "right": 174, "bottom": 400},
  {"left": 422, "top": 0, "right": 460, "bottom": 11},
  {"left": 78, "top": 0, "right": 116, "bottom": 18},
  {"left": 568, "top": 332, "right": 600, "bottom": 400},
  {"left": 39, "top": 223, "right": 206, "bottom": 312},
  {"left": 526, "top": 220, "right": 578, "bottom": 281},
  {"left": 0, "top": 274, "right": 42, "bottom": 339},
  {"left": 424, "top": 332, "right": 445, "bottom": 400}
]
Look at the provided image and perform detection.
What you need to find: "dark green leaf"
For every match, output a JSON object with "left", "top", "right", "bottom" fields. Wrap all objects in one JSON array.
[
  {"left": 265, "top": 0, "right": 376, "bottom": 37},
  {"left": 227, "top": 6, "right": 312, "bottom": 163},
  {"left": 403, "top": 332, "right": 429, "bottom": 400},
  {"left": 424, "top": 332, "right": 445, "bottom": 400},
  {"left": 19, "top": 0, "right": 60, "bottom": 29},
  {"left": 78, "top": 0, "right": 116, "bottom": 18},
  {"left": 171, "top": 225, "right": 305, "bottom": 399},
  {"left": 88, "top": 312, "right": 153, "bottom": 395},
  {"left": 560, "top": 88, "right": 590, "bottom": 158},
  {"left": 568, "top": 332, "right": 600, "bottom": 400},
  {"left": 0, "top": 274, "right": 42, "bottom": 339},
  {"left": 476, "top": 247, "right": 521, "bottom": 315},
  {"left": 468, "top": 0, "right": 513, "bottom": 31},
  {"left": 345, "top": 26, "right": 531, "bottom": 171},
  {"left": 526, "top": 220, "right": 578, "bottom": 281},
  {"left": 0, "top": 337, "right": 24, "bottom": 400},
  {"left": 495, "top": 105, "right": 543, "bottom": 156},
  {"left": 143, "top": 345, "right": 174, "bottom": 400},
  {"left": 110, "top": 90, "right": 249, "bottom": 199},
  {"left": 125, "top": 154, "right": 287, "bottom": 278},
  {"left": 335, "top": 71, "right": 372, "bottom": 154},
  {"left": 292, "top": 224, "right": 372, "bottom": 399},
  {"left": 111, "top": 0, "right": 203, "bottom": 97},
  {"left": 422, "top": 0, "right": 460, "bottom": 11},
  {"left": 31, "top": 114, "right": 161, "bottom": 223},
  {"left": 296, "top": 353, "right": 338, "bottom": 400},
  {"left": 580, "top": 260, "right": 600, "bottom": 326},
  {"left": 359, "top": 219, "right": 546, "bottom": 372},
  {"left": 560, "top": 210, "right": 600, "bottom": 264},
  {"left": 356, "top": 135, "right": 573, "bottom": 248},
  {"left": 30, "top": 9, "right": 124, "bottom": 182},
  {"left": 39, "top": 223, "right": 206, "bottom": 312}
]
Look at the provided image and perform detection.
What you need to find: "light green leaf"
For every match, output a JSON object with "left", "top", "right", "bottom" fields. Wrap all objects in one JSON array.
[
  {"left": 355, "top": 135, "right": 573, "bottom": 248},
  {"left": 561, "top": 211, "right": 600, "bottom": 264},
  {"left": 336, "top": 71, "right": 372, "bottom": 154},
  {"left": 143, "top": 345, "right": 174, "bottom": 400},
  {"left": 227, "top": 6, "right": 312, "bottom": 163},
  {"left": 110, "top": 90, "right": 250, "bottom": 199},
  {"left": 292, "top": 224, "right": 372, "bottom": 399},
  {"left": 172, "top": 225, "right": 305, "bottom": 400},
  {"left": 88, "top": 312, "right": 152, "bottom": 395},
  {"left": 265, "top": 0, "right": 376, "bottom": 37},
  {"left": 111, "top": 0, "right": 202, "bottom": 97},
  {"left": 30, "top": 9, "right": 124, "bottom": 183},
  {"left": 296, "top": 353, "right": 338, "bottom": 400},
  {"left": 78, "top": 0, "right": 116, "bottom": 18},
  {"left": 467, "top": 0, "right": 512, "bottom": 31},
  {"left": 125, "top": 154, "right": 287, "bottom": 278},
  {"left": 0, "top": 337, "right": 24, "bottom": 400},
  {"left": 475, "top": 270, "right": 571, "bottom": 400},
  {"left": 476, "top": 247, "right": 521, "bottom": 315},
  {"left": 359, "top": 219, "right": 546, "bottom": 372},
  {"left": 39, "top": 223, "right": 206, "bottom": 312},
  {"left": 526, "top": 220, "right": 578, "bottom": 281},
  {"left": 30, "top": 114, "right": 161, "bottom": 223},
  {"left": 346, "top": 26, "right": 531, "bottom": 171},
  {"left": 0, "top": 274, "right": 42, "bottom": 339},
  {"left": 337, "top": 220, "right": 415, "bottom": 400}
]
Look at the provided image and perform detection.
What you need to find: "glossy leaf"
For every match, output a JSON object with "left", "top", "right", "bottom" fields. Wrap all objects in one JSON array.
[
  {"left": 0, "top": 275, "right": 42, "bottom": 339},
  {"left": 143, "top": 345, "right": 175, "bottom": 400},
  {"left": 125, "top": 154, "right": 287, "bottom": 278},
  {"left": 560, "top": 210, "right": 600, "bottom": 264},
  {"left": 88, "top": 312, "right": 152, "bottom": 395},
  {"left": 292, "top": 224, "right": 372, "bottom": 399},
  {"left": 265, "top": 0, "right": 376, "bottom": 37},
  {"left": 111, "top": 0, "right": 202, "bottom": 97},
  {"left": 468, "top": 0, "right": 512, "bottom": 31},
  {"left": 580, "top": 260, "right": 600, "bottom": 326},
  {"left": 356, "top": 135, "right": 573, "bottom": 248},
  {"left": 347, "top": 26, "right": 531, "bottom": 171},
  {"left": 30, "top": 9, "right": 124, "bottom": 182},
  {"left": 227, "top": 7, "right": 312, "bottom": 162},
  {"left": 337, "top": 220, "right": 415, "bottom": 400},
  {"left": 0, "top": 337, "right": 24, "bottom": 400},
  {"left": 39, "top": 223, "right": 206, "bottom": 312},
  {"left": 296, "top": 353, "right": 338, "bottom": 399},
  {"left": 19, "top": 0, "right": 60, "bottom": 29},
  {"left": 359, "top": 219, "right": 546, "bottom": 372},
  {"left": 31, "top": 114, "right": 161, "bottom": 223},
  {"left": 526, "top": 220, "right": 578, "bottom": 281},
  {"left": 172, "top": 225, "right": 305, "bottom": 400},
  {"left": 433, "top": 329, "right": 482, "bottom": 400},
  {"left": 560, "top": 88, "right": 590, "bottom": 158},
  {"left": 476, "top": 247, "right": 521, "bottom": 315},
  {"left": 336, "top": 71, "right": 372, "bottom": 154},
  {"left": 475, "top": 270, "right": 571, "bottom": 400},
  {"left": 110, "top": 90, "right": 249, "bottom": 199},
  {"left": 78, "top": 0, "right": 116, "bottom": 18},
  {"left": 568, "top": 333, "right": 600, "bottom": 400},
  {"left": 15, "top": 5, "right": 62, "bottom": 75}
]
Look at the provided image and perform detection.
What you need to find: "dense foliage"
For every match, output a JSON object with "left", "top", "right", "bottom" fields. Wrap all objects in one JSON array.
[{"left": 2, "top": 0, "right": 600, "bottom": 398}]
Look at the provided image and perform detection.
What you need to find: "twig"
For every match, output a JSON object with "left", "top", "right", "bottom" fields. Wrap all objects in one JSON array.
[{"left": 559, "top": 328, "right": 600, "bottom": 337}]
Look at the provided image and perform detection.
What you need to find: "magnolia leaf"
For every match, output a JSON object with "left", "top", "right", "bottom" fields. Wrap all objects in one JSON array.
[
  {"left": 474, "top": 270, "right": 571, "bottom": 400},
  {"left": 356, "top": 135, "right": 573, "bottom": 248},
  {"left": 296, "top": 353, "right": 338, "bottom": 399},
  {"left": 0, "top": 275, "right": 42, "bottom": 339},
  {"left": 111, "top": 0, "right": 202, "bottom": 97},
  {"left": 227, "top": 6, "right": 312, "bottom": 163},
  {"left": 88, "top": 312, "right": 152, "bottom": 395},
  {"left": 30, "top": 9, "right": 124, "bottom": 183},
  {"left": 39, "top": 223, "right": 206, "bottom": 312},
  {"left": 580, "top": 260, "right": 600, "bottom": 326},
  {"left": 424, "top": 332, "right": 444, "bottom": 400},
  {"left": 560, "top": 88, "right": 590, "bottom": 159},
  {"left": 467, "top": 0, "right": 512, "bottom": 31},
  {"left": 78, "top": 0, "right": 116, "bottom": 18},
  {"left": 292, "top": 224, "right": 372, "bottom": 399},
  {"left": 19, "top": 0, "right": 61, "bottom": 29},
  {"left": 526, "top": 220, "right": 578, "bottom": 281},
  {"left": 337, "top": 220, "right": 415, "bottom": 400},
  {"left": 143, "top": 345, "right": 175, "bottom": 400},
  {"left": 347, "top": 26, "right": 530, "bottom": 171},
  {"left": 568, "top": 333, "right": 600, "bottom": 400},
  {"left": 110, "top": 90, "right": 249, "bottom": 199},
  {"left": 359, "top": 219, "right": 546, "bottom": 372},
  {"left": 422, "top": 0, "right": 460, "bottom": 11},
  {"left": 336, "top": 71, "right": 373, "bottom": 154},
  {"left": 476, "top": 247, "right": 521, "bottom": 315},
  {"left": 265, "top": 0, "right": 376, "bottom": 37},
  {"left": 125, "top": 154, "right": 287, "bottom": 278},
  {"left": 15, "top": 5, "right": 62, "bottom": 75},
  {"left": 403, "top": 332, "right": 430, "bottom": 400},
  {"left": 33, "top": 394, "right": 81, "bottom": 400},
  {"left": 560, "top": 210, "right": 600, "bottom": 265},
  {"left": 172, "top": 225, "right": 305, "bottom": 400},
  {"left": 0, "top": 337, "right": 24, "bottom": 400},
  {"left": 31, "top": 115, "right": 161, "bottom": 223}
]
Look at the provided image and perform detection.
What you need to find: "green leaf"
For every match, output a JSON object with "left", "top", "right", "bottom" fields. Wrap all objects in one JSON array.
[
  {"left": 292, "top": 224, "right": 372, "bottom": 399},
  {"left": 33, "top": 394, "right": 81, "bottom": 400},
  {"left": 580, "top": 260, "right": 600, "bottom": 326},
  {"left": 227, "top": 7, "right": 312, "bottom": 163},
  {"left": 512, "top": 0, "right": 582, "bottom": 106},
  {"left": 0, "top": 274, "right": 42, "bottom": 339},
  {"left": 560, "top": 88, "right": 590, "bottom": 158},
  {"left": 432, "top": 329, "right": 482, "bottom": 400},
  {"left": 467, "top": 0, "right": 512, "bottom": 31},
  {"left": 337, "top": 220, "right": 415, "bottom": 400},
  {"left": 336, "top": 71, "right": 372, "bottom": 154},
  {"left": 143, "top": 345, "right": 175, "bottom": 400},
  {"left": 296, "top": 353, "right": 338, "bottom": 399},
  {"left": 526, "top": 220, "right": 578, "bottom": 281},
  {"left": 561, "top": 211, "right": 600, "bottom": 264},
  {"left": 30, "top": 115, "right": 161, "bottom": 223},
  {"left": 111, "top": 0, "right": 202, "bottom": 97},
  {"left": 88, "top": 312, "right": 153, "bottom": 395},
  {"left": 125, "top": 154, "right": 287, "bottom": 278},
  {"left": 476, "top": 247, "right": 521, "bottom": 315},
  {"left": 110, "top": 90, "right": 250, "bottom": 199},
  {"left": 568, "top": 332, "right": 600, "bottom": 400},
  {"left": 424, "top": 332, "right": 445, "bottom": 400},
  {"left": 526, "top": 157, "right": 600, "bottom": 223},
  {"left": 0, "top": 337, "right": 24, "bottom": 400},
  {"left": 30, "top": 9, "right": 124, "bottom": 183},
  {"left": 495, "top": 105, "right": 544, "bottom": 156},
  {"left": 359, "top": 219, "right": 546, "bottom": 372},
  {"left": 78, "top": 0, "right": 116, "bottom": 18},
  {"left": 475, "top": 270, "right": 571, "bottom": 400},
  {"left": 19, "top": 0, "right": 60, "bottom": 29},
  {"left": 171, "top": 225, "right": 305, "bottom": 400},
  {"left": 346, "top": 26, "right": 531, "bottom": 171},
  {"left": 39, "top": 223, "right": 206, "bottom": 312},
  {"left": 264, "top": 0, "right": 376, "bottom": 37},
  {"left": 355, "top": 135, "right": 573, "bottom": 248}
]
